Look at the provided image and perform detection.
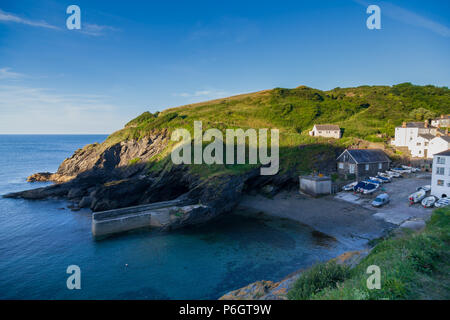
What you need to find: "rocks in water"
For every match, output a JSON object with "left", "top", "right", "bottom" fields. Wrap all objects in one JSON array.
[
  {"left": 27, "top": 172, "right": 53, "bottom": 182},
  {"left": 67, "top": 187, "right": 85, "bottom": 199},
  {"left": 27, "top": 172, "right": 75, "bottom": 183},
  {"left": 78, "top": 196, "right": 92, "bottom": 208}
]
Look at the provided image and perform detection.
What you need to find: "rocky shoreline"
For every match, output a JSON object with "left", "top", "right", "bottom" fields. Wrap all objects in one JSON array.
[{"left": 2, "top": 130, "right": 303, "bottom": 230}]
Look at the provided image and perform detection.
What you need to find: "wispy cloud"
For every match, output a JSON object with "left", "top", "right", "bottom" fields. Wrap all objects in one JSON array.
[
  {"left": 80, "top": 23, "right": 118, "bottom": 36},
  {"left": 0, "top": 67, "right": 25, "bottom": 80},
  {"left": 354, "top": 0, "right": 450, "bottom": 37},
  {"left": 0, "top": 85, "right": 126, "bottom": 134},
  {"left": 0, "top": 9, "right": 117, "bottom": 36},
  {"left": 0, "top": 9, "right": 59, "bottom": 30}
]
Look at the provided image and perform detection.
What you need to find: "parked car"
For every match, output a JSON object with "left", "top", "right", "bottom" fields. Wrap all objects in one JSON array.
[
  {"left": 372, "top": 193, "right": 390, "bottom": 207},
  {"left": 435, "top": 198, "right": 450, "bottom": 208},
  {"left": 409, "top": 189, "right": 426, "bottom": 204},
  {"left": 342, "top": 181, "right": 358, "bottom": 191},
  {"left": 421, "top": 196, "right": 436, "bottom": 208}
]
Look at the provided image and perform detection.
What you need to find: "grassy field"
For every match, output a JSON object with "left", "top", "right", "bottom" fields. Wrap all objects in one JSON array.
[{"left": 287, "top": 208, "right": 450, "bottom": 300}]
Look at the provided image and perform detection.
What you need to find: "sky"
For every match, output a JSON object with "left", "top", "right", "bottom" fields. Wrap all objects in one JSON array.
[{"left": 0, "top": 0, "right": 449, "bottom": 134}]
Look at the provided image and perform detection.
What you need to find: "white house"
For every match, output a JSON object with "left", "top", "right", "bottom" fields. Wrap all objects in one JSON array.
[
  {"left": 409, "top": 134, "right": 433, "bottom": 158},
  {"left": 309, "top": 124, "right": 341, "bottom": 139},
  {"left": 431, "top": 150, "right": 450, "bottom": 198},
  {"left": 431, "top": 115, "right": 450, "bottom": 128},
  {"left": 429, "top": 136, "right": 450, "bottom": 158},
  {"left": 391, "top": 121, "right": 437, "bottom": 148}
]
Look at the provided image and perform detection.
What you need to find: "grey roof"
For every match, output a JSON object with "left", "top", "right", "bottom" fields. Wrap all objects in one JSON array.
[
  {"left": 418, "top": 134, "right": 435, "bottom": 140},
  {"left": 437, "top": 136, "right": 450, "bottom": 142},
  {"left": 338, "top": 149, "right": 391, "bottom": 164},
  {"left": 405, "top": 122, "right": 426, "bottom": 128},
  {"left": 435, "top": 149, "right": 450, "bottom": 156},
  {"left": 314, "top": 124, "right": 340, "bottom": 131}
]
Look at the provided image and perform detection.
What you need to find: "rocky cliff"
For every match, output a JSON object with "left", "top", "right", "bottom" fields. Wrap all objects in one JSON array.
[{"left": 3, "top": 128, "right": 267, "bottom": 227}]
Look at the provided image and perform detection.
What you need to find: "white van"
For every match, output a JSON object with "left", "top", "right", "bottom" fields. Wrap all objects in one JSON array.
[{"left": 371, "top": 193, "right": 390, "bottom": 207}]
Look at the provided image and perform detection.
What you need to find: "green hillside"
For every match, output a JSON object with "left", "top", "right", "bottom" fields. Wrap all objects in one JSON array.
[{"left": 103, "top": 83, "right": 450, "bottom": 177}]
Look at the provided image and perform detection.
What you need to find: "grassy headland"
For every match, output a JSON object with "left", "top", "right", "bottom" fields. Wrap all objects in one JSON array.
[{"left": 102, "top": 83, "right": 449, "bottom": 178}]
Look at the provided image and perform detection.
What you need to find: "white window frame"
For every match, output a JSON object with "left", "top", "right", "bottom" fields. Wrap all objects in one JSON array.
[{"left": 349, "top": 164, "right": 355, "bottom": 174}]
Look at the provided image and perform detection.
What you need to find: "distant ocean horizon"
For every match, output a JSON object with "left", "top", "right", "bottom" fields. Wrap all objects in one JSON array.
[{"left": 0, "top": 134, "right": 351, "bottom": 299}]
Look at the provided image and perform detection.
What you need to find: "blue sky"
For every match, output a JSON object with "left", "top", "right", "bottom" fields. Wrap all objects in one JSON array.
[{"left": 0, "top": 0, "right": 449, "bottom": 134}]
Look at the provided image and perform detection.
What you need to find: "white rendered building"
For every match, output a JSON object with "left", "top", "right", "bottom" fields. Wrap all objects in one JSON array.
[{"left": 431, "top": 150, "right": 450, "bottom": 198}]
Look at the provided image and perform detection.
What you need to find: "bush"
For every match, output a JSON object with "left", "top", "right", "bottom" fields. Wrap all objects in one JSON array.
[{"left": 287, "top": 261, "right": 350, "bottom": 300}]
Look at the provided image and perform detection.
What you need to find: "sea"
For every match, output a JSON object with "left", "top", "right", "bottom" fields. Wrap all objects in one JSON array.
[{"left": 0, "top": 135, "right": 349, "bottom": 299}]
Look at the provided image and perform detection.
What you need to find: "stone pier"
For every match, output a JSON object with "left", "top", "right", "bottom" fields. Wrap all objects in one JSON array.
[{"left": 92, "top": 199, "right": 211, "bottom": 238}]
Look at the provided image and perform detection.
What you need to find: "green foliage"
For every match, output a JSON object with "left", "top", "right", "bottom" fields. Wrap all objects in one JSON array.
[
  {"left": 410, "top": 107, "right": 436, "bottom": 121},
  {"left": 287, "top": 262, "right": 350, "bottom": 300},
  {"left": 128, "top": 157, "right": 141, "bottom": 165},
  {"left": 289, "top": 208, "right": 450, "bottom": 300}
]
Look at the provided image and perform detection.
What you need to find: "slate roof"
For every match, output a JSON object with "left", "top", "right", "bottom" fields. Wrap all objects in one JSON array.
[
  {"left": 314, "top": 124, "right": 340, "bottom": 131},
  {"left": 337, "top": 149, "right": 391, "bottom": 164},
  {"left": 418, "top": 134, "right": 435, "bottom": 140},
  {"left": 405, "top": 122, "right": 426, "bottom": 128},
  {"left": 435, "top": 149, "right": 450, "bottom": 156},
  {"left": 437, "top": 136, "right": 450, "bottom": 143}
]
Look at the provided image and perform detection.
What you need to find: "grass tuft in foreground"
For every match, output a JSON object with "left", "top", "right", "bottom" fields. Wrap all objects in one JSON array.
[{"left": 288, "top": 208, "right": 450, "bottom": 300}]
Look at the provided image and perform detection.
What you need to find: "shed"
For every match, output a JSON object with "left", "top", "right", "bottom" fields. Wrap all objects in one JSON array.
[
  {"left": 336, "top": 149, "right": 391, "bottom": 179},
  {"left": 299, "top": 175, "right": 332, "bottom": 196}
]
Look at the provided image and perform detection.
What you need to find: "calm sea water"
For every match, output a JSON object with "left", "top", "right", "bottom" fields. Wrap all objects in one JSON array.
[{"left": 0, "top": 135, "right": 350, "bottom": 300}]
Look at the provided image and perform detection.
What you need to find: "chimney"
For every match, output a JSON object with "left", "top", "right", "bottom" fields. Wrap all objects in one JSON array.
[
  {"left": 441, "top": 114, "right": 444, "bottom": 119},
  {"left": 402, "top": 122, "right": 406, "bottom": 128},
  {"left": 424, "top": 120, "right": 428, "bottom": 128},
  {"left": 446, "top": 128, "right": 449, "bottom": 135}
]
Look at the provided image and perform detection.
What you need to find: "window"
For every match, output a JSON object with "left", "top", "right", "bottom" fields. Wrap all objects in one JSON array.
[
  {"left": 425, "top": 142, "right": 429, "bottom": 146},
  {"left": 417, "top": 142, "right": 421, "bottom": 146},
  {"left": 437, "top": 157, "right": 445, "bottom": 165},
  {"left": 365, "top": 164, "right": 369, "bottom": 171},
  {"left": 436, "top": 167, "right": 445, "bottom": 175},
  {"left": 349, "top": 164, "right": 355, "bottom": 174},
  {"left": 378, "top": 163, "right": 382, "bottom": 169},
  {"left": 338, "top": 162, "right": 344, "bottom": 169},
  {"left": 437, "top": 180, "right": 444, "bottom": 186}
]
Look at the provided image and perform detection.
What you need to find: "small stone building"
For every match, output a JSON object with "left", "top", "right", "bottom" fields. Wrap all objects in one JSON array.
[
  {"left": 299, "top": 175, "right": 332, "bottom": 196},
  {"left": 336, "top": 149, "right": 391, "bottom": 179},
  {"left": 309, "top": 124, "right": 341, "bottom": 139}
]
